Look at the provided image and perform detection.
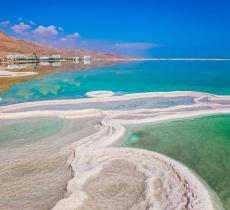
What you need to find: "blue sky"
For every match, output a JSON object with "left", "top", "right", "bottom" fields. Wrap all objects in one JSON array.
[{"left": 0, "top": 0, "right": 230, "bottom": 57}]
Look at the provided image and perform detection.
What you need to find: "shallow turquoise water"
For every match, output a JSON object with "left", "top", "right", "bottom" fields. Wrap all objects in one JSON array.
[
  {"left": 0, "top": 117, "right": 63, "bottom": 148},
  {"left": 1, "top": 61, "right": 230, "bottom": 105},
  {"left": 124, "top": 115, "right": 230, "bottom": 209}
]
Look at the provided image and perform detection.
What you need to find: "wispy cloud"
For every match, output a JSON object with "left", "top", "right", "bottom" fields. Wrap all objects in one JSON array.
[
  {"left": 114, "top": 42, "right": 159, "bottom": 49},
  {"left": 11, "top": 22, "right": 31, "bottom": 34},
  {"left": 0, "top": 20, "right": 10, "bottom": 27},
  {"left": 60, "top": 33, "right": 80, "bottom": 42},
  {"left": 66, "top": 32, "right": 80, "bottom": 39},
  {"left": 74, "top": 40, "right": 160, "bottom": 56}
]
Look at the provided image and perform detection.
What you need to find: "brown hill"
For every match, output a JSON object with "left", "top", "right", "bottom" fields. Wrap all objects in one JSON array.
[{"left": 0, "top": 31, "right": 122, "bottom": 61}]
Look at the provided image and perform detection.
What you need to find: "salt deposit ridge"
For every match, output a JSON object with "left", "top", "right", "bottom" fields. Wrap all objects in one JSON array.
[
  {"left": 85, "top": 90, "right": 114, "bottom": 98},
  {"left": 1, "top": 91, "right": 229, "bottom": 210},
  {"left": 0, "top": 69, "right": 37, "bottom": 77}
]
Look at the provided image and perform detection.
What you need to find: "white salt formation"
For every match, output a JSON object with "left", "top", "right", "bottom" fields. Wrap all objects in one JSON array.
[{"left": 0, "top": 91, "right": 228, "bottom": 210}]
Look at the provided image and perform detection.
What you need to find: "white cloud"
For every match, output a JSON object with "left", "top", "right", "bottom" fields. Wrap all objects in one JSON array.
[
  {"left": 11, "top": 22, "right": 31, "bottom": 34},
  {"left": 60, "top": 32, "right": 80, "bottom": 43},
  {"left": 29, "top": 20, "right": 36, "bottom": 25},
  {"left": 32, "top": 25, "right": 58, "bottom": 36},
  {"left": 0, "top": 20, "right": 10, "bottom": 27},
  {"left": 1, "top": 19, "right": 81, "bottom": 49},
  {"left": 66, "top": 32, "right": 80, "bottom": 39}
]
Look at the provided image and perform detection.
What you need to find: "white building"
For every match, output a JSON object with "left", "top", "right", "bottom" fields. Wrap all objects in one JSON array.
[
  {"left": 39, "top": 56, "right": 50, "bottom": 60},
  {"left": 74, "top": 56, "right": 80, "bottom": 61},
  {"left": 7, "top": 54, "right": 37, "bottom": 61},
  {"left": 51, "top": 55, "right": 61, "bottom": 60},
  {"left": 83, "top": 55, "right": 91, "bottom": 60},
  {"left": 7, "top": 55, "right": 18, "bottom": 60}
]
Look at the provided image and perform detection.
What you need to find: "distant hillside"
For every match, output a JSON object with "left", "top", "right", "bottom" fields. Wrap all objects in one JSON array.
[{"left": 0, "top": 31, "right": 122, "bottom": 61}]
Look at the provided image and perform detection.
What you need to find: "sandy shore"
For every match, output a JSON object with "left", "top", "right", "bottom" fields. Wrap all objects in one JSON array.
[{"left": 0, "top": 91, "right": 229, "bottom": 210}]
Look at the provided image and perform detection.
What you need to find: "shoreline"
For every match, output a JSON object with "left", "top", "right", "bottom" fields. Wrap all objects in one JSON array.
[
  {"left": 1, "top": 57, "right": 230, "bottom": 66},
  {"left": 1, "top": 91, "right": 230, "bottom": 209}
]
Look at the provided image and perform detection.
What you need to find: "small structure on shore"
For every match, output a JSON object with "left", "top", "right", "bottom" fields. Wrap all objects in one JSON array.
[
  {"left": 83, "top": 55, "right": 91, "bottom": 60},
  {"left": 39, "top": 56, "right": 50, "bottom": 60},
  {"left": 50, "top": 55, "right": 61, "bottom": 60},
  {"left": 73, "top": 56, "right": 80, "bottom": 62},
  {"left": 7, "top": 54, "right": 37, "bottom": 61},
  {"left": 39, "top": 55, "right": 61, "bottom": 61}
]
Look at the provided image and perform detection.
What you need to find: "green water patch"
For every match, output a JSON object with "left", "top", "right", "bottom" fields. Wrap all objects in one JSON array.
[
  {"left": 0, "top": 117, "right": 64, "bottom": 146},
  {"left": 124, "top": 115, "right": 230, "bottom": 209}
]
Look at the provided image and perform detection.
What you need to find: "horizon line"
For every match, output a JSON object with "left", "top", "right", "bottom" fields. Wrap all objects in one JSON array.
[{"left": 112, "top": 58, "right": 230, "bottom": 61}]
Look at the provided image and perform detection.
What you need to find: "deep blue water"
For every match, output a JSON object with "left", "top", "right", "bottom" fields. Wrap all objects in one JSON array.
[{"left": 1, "top": 60, "right": 230, "bottom": 105}]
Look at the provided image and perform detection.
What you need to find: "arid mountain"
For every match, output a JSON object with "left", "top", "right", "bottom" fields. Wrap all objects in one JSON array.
[{"left": 0, "top": 31, "right": 122, "bottom": 61}]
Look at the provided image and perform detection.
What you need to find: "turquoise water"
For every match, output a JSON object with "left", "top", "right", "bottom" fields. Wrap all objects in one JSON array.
[
  {"left": 124, "top": 115, "right": 230, "bottom": 210},
  {"left": 0, "top": 117, "right": 64, "bottom": 148},
  {"left": 1, "top": 61, "right": 230, "bottom": 105}
]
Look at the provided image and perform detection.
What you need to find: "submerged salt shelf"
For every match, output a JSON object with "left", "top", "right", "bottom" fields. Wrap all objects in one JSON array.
[
  {"left": 7, "top": 96, "right": 196, "bottom": 112},
  {"left": 0, "top": 116, "right": 102, "bottom": 210},
  {"left": 1, "top": 91, "right": 230, "bottom": 210},
  {"left": 2, "top": 91, "right": 230, "bottom": 114}
]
